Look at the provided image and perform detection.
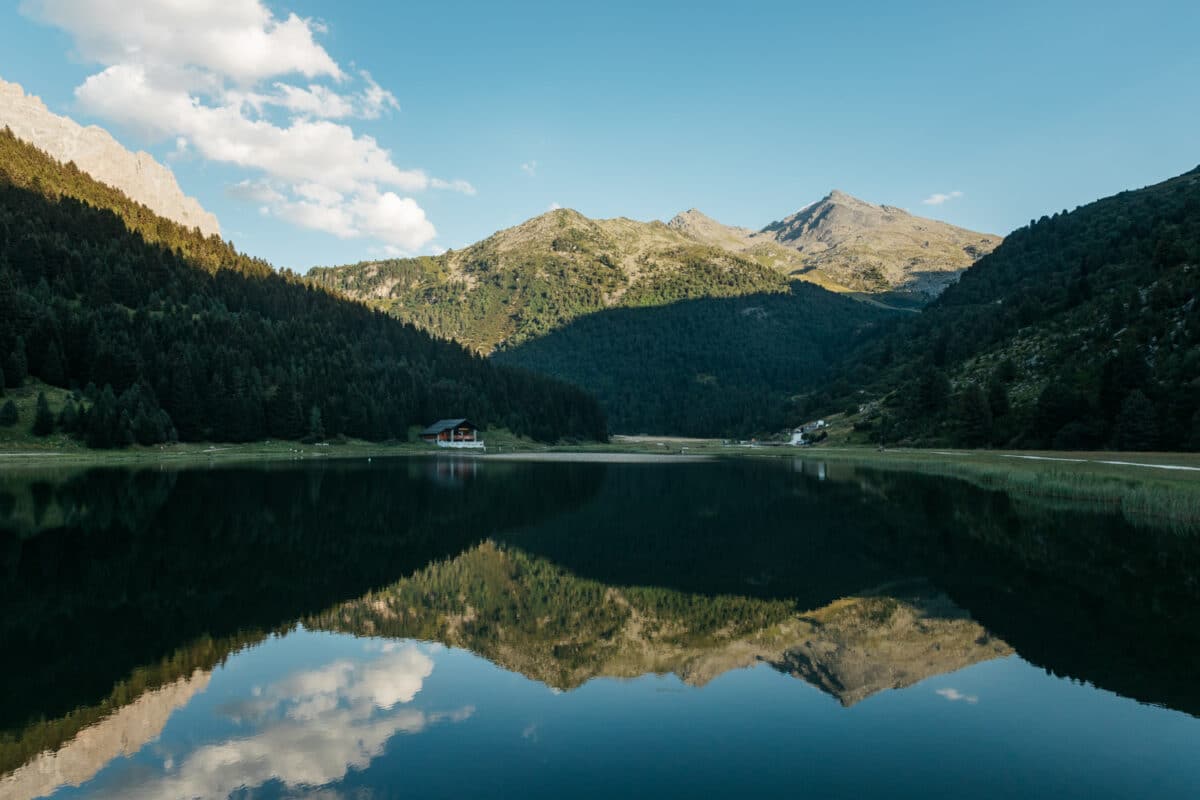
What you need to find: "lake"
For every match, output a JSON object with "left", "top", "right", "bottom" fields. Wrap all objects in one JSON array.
[{"left": 2, "top": 456, "right": 1199, "bottom": 799}]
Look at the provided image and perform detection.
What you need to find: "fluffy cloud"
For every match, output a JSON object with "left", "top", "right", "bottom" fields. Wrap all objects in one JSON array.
[
  {"left": 922, "top": 190, "right": 964, "bottom": 206},
  {"left": 95, "top": 645, "right": 473, "bottom": 800},
  {"left": 521, "top": 160, "right": 538, "bottom": 177},
  {"left": 21, "top": 0, "right": 341, "bottom": 83},
  {"left": 22, "top": 0, "right": 471, "bottom": 255}
]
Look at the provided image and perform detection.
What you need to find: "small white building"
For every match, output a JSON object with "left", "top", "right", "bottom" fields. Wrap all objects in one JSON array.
[{"left": 789, "top": 419, "right": 827, "bottom": 445}]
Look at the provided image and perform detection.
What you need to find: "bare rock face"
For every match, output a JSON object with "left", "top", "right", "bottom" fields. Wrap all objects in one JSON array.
[
  {"left": 668, "top": 192, "right": 1002, "bottom": 299},
  {"left": 0, "top": 669, "right": 211, "bottom": 800},
  {"left": 752, "top": 190, "right": 1001, "bottom": 296},
  {"left": 0, "top": 78, "right": 220, "bottom": 237}
]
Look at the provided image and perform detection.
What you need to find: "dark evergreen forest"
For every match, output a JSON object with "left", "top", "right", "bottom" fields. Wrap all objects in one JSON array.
[
  {"left": 824, "top": 166, "right": 1200, "bottom": 450},
  {"left": 0, "top": 129, "right": 607, "bottom": 446},
  {"left": 497, "top": 282, "right": 894, "bottom": 436}
]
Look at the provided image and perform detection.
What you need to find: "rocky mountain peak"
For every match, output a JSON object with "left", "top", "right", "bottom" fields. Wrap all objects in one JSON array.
[{"left": 0, "top": 77, "right": 220, "bottom": 237}]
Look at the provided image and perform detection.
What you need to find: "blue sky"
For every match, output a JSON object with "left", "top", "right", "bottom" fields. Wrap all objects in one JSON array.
[{"left": 1, "top": 0, "right": 1197, "bottom": 271}]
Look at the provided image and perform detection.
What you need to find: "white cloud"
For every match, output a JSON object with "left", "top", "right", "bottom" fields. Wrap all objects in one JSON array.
[
  {"left": 922, "top": 190, "right": 964, "bottom": 206},
  {"left": 432, "top": 177, "right": 477, "bottom": 195},
  {"left": 521, "top": 160, "right": 538, "bottom": 177},
  {"left": 348, "top": 188, "right": 437, "bottom": 250},
  {"left": 94, "top": 645, "right": 473, "bottom": 800},
  {"left": 21, "top": 0, "right": 343, "bottom": 83},
  {"left": 935, "top": 687, "right": 979, "bottom": 704},
  {"left": 74, "top": 64, "right": 429, "bottom": 193},
  {"left": 547, "top": 202, "right": 563, "bottom": 211},
  {"left": 267, "top": 82, "right": 358, "bottom": 118},
  {"left": 248, "top": 71, "right": 400, "bottom": 121},
  {"left": 228, "top": 178, "right": 286, "bottom": 204},
  {"left": 355, "top": 71, "right": 402, "bottom": 120},
  {"left": 22, "top": 0, "right": 472, "bottom": 256}
]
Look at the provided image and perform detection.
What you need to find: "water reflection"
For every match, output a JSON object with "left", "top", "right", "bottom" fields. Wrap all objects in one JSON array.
[
  {"left": 0, "top": 457, "right": 600, "bottom": 736},
  {"left": 2, "top": 456, "right": 1199, "bottom": 798},
  {"left": 309, "top": 542, "right": 1010, "bottom": 703},
  {"left": 3, "top": 669, "right": 210, "bottom": 800},
  {"left": 91, "top": 643, "right": 469, "bottom": 800}
]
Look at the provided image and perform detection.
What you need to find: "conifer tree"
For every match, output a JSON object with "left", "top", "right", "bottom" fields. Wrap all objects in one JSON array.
[
  {"left": 308, "top": 404, "right": 325, "bottom": 442},
  {"left": 58, "top": 399, "right": 79, "bottom": 433},
  {"left": 1116, "top": 390, "right": 1159, "bottom": 451},
  {"left": 4, "top": 336, "right": 26, "bottom": 388},
  {"left": 32, "top": 391, "right": 54, "bottom": 436},
  {"left": 0, "top": 398, "right": 16, "bottom": 427}
]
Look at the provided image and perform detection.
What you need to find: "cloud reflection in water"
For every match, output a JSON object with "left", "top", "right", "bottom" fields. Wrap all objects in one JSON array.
[{"left": 94, "top": 643, "right": 471, "bottom": 799}]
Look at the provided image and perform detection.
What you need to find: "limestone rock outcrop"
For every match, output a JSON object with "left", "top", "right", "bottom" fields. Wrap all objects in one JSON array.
[{"left": 0, "top": 78, "right": 219, "bottom": 237}]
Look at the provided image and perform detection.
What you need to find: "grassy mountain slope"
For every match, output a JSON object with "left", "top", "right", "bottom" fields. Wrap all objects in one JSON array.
[
  {"left": 310, "top": 207, "right": 789, "bottom": 354},
  {"left": 308, "top": 195, "right": 994, "bottom": 436},
  {"left": 827, "top": 166, "right": 1200, "bottom": 450},
  {"left": 0, "top": 129, "right": 606, "bottom": 445},
  {"left": 311, "top": 195, "right": 997, "bottom": 360},
  {"left": 669, "top": 191, "right": 1001, "bottom": 299},
  {"left": 496, "top": 281, "right": 895, "bottom": 435}
]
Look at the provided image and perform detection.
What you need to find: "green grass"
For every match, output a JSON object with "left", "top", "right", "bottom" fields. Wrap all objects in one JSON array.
[
  {"left": 0, "top": 381, "right": 84, "bottom": 451},
  {"left": 730, "top": 446, "right": 1200, "bottom": 530}
]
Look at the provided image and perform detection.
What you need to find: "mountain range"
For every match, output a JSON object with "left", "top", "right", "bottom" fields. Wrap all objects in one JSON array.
[
  {"left": 308, "top": 541, "right": 1011, "bottom": 700},
  {"left": 668, "top": 190, "right": 1000, "bottom": 298},
  {"left": 0, "top": 97, "right": 1196, "bottom": 448},
  {"left": 315, "top": 167, "right": 1199, "bottom": 445},
  {"left": 310, "top": 192, "right": 999, "bottom": 355}
]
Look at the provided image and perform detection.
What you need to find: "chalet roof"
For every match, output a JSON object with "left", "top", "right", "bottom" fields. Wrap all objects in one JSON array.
[{"left": 421, "top": 418, "right": 475, "bottom": 435}]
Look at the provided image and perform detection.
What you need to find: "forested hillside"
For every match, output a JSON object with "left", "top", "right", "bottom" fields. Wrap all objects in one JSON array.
[
  {"left": 312, "top": 205, "right": 902, "bottom": 436},
  {"left": 0, "top": 129, "right": 607, "bottom": 445},
  {"left": 827, "top": 166, "right": 1200, "bottom": 450},
  {"left": 497, "top": 282, "right": 894, "bottom": 435}
]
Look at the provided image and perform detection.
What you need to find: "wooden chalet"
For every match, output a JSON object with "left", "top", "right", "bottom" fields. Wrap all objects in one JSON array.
[{"left": 420, "top": 418, "right": 484, "bottom": 449}]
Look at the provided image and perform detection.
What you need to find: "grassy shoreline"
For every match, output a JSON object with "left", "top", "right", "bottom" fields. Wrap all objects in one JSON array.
[
  {"left": 0, "top": 439, "right": 433, "bottom": 469},
  {"left": 2, "top": 432, "right": 1197, "bottom": 527},
  {"left": 3, "top": 435, "right": 1199, "bottom": 473}
]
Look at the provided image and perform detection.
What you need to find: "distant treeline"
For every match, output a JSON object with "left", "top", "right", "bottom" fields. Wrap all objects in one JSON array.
[
  {"left": 822, "top": 166, "right": 1200, "bottom": 450},
  {"left": 0, "top": 129, "right": 607, "bottom": 446}
]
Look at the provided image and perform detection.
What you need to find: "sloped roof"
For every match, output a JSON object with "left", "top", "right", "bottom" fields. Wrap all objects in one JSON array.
[{"left": 421, "top": 418, "right": 474, "bottom": 435}]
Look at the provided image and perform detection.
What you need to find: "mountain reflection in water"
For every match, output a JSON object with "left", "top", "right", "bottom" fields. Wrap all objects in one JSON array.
[{"left": 2, "top": 456, "right": 1198, "bottom": 799}]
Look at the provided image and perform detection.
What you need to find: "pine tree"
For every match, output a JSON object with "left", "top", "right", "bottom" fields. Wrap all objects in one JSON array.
[
  {"left": 987, "top": 378, "right": 1010, "bottom": 419},
  {"left": 0, "top": 398, "right": 16, "bottom": 426},
  {"left": 914, "top": 366, "right": 950, "bottom": 415},
  {"left": 85, "top": 386, "right": 119, "bottom": 448},
  {"left": 308, "top": 404, "right": 325, "bottom": 442},
  {"left": 954, "top": 384, "right": 993, "bottom": 447},
  {"left": 58, "top": 399, "right": 79, "bottom": 434},
  {"left": 1116, "top": 390, "right": 1159, "bottom": 451},
  {"left": 4, "top": 336, "right": 26, "bottom": 388},
  {"left": 41, "top": 342, "right": 66, "bottom": 386},
  {"left": 269, "top": 378, "right": 304, "bottom": 441},
  {"left": 32, "top": 391, "right": 54, "bottom": 436}
]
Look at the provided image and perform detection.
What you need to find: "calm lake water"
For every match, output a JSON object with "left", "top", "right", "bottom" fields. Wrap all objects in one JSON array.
[{"left": 2, "top": 456, "right": 1199, "bottom": 799}]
